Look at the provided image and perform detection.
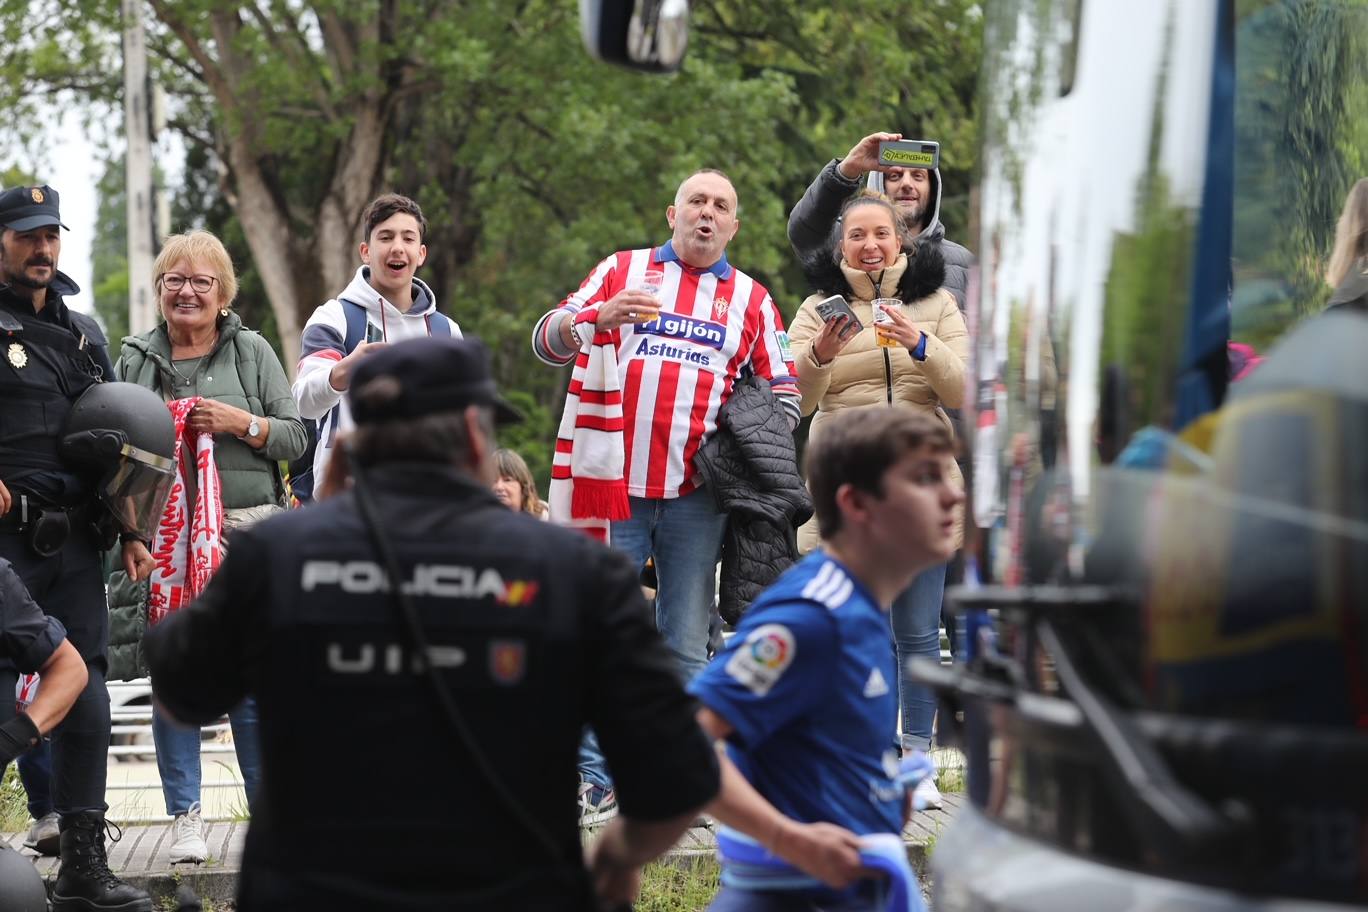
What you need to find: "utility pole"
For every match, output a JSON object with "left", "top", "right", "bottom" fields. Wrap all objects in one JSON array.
[{"left": 122, "top": 0, "right": 157, "bottom": 335}]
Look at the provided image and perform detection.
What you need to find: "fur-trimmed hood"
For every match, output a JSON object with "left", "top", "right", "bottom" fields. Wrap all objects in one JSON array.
[{"left": 801, "top": 238, "right": 946, "bottom": 304}]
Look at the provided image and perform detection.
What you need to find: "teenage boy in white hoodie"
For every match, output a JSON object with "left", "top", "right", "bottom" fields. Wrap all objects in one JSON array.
[{"left": 293, "top": 194, "right": 462, "bottom": 492}]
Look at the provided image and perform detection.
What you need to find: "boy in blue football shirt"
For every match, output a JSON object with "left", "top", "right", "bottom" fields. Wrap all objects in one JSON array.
[{"left": 689, "top": 407, "right": 963, "bottom": 911}]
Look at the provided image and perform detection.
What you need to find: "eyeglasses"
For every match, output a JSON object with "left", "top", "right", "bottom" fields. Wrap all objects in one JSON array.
[{"left": 159, "top": 274, "right": 219, "bottom": 294}]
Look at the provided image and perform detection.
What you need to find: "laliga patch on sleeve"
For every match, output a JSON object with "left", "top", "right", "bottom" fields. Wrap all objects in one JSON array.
[
  {"left": 725, "top": 623, "right": 797, "bottom": 697},
  {"left": 773, "top": 330, "right": 793, "bottom": 360}
]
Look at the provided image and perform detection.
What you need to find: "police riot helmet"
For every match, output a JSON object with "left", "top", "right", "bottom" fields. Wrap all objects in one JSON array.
[
  {"left": 61, "top": 381, "right": 176, "bottom": 541},
  {"left": 0, "top": 843, "right": 49, "bottom": 910}
]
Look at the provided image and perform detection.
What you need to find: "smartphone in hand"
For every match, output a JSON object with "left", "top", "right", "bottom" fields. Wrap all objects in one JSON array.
[{"left": 815, "top": 295, "right": 863, "bottom": 334}]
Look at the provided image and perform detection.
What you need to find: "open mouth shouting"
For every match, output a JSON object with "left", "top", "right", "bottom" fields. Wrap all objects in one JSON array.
[{"left": 384, "top": 258, "right": 410, "bottom": 279}]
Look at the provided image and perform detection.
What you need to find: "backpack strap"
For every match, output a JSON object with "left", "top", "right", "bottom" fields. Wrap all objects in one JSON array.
[
  {"left": 424, "top": 312, "right": 453, "bottom": 337},
  {"left": 322, "top": 299, "right": 372, "bottom": 451},
  {"left": 341, "top": 298, "right": 369, "bottom": 351}
]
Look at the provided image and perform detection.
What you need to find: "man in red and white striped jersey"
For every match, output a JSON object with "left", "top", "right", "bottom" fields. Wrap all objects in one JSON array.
[
  {"left": 536, "top": 169, "right": 799, "bottom": 818},
  {"left": 534, "top": 169, "right": 799, "bottom": 677}
]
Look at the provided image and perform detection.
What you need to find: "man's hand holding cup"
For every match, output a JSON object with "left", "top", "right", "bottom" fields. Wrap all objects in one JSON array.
[
  {"left": 597, "top": 269, "right": 665, "bottom": 332},
  {"left": 596, "top": 290, "right": 661, "bottom": 332}
]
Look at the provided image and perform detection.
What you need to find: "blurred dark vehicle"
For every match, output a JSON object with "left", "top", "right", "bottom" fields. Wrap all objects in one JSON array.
[{"left": 917, "top": 1, "right": 1368, "bottom": 909}]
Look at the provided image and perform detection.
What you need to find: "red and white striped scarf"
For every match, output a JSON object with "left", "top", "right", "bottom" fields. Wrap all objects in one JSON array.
[
  {"left": 147, "top": 397, "right": 223, "bottom": 626},
  {"left": 548, "top": 318, "right": 631, "bottom": 542}
]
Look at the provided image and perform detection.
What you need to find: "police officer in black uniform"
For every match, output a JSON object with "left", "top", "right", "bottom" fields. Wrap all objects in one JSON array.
[
  {"left": 0, "top": 184, "right": 157, "bottom": 911},
  {"left": 144, "top": 336, "right": 721, "bottom": 912}
]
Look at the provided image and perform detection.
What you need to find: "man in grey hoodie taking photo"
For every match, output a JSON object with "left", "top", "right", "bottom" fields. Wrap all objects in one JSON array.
[{"left": 788, "top": 131, "right": 974, "bottom": 308}]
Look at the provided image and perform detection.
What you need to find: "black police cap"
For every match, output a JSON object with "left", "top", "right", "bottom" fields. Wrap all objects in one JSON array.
[
  {"left": 348, "top": 336, "right": 523, "bottom": 426},
  {"left": 0, "top": 185, "right": 69, "bottom": 232}
]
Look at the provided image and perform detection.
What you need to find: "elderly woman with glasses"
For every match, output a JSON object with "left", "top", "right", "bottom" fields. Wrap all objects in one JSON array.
[{"left": 108, "top": 229, "right": 306, "bottom": 864}]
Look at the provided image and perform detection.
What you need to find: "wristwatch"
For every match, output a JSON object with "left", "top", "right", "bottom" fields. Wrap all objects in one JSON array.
[{"left": 241, "top": 417, "right": 261, "bottom": 439}]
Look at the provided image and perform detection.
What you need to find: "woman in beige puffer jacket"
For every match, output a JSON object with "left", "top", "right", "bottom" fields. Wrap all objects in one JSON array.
[
  {"left": 790, "top": 193, "right": 969, "bottom": 551},
  {"left": 788, "top": 191, "right": 968, "bottom": 775}
]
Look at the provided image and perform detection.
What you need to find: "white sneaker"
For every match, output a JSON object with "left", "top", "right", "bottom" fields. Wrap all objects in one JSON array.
[
  {"left": 576, "top": 780, "right": 618, "bottom": 826},
  {"left": 168, "top": 802, "right": 209, "bottom": 863},
  {"left": 24, "top": 811, "right": 60, "bottom": 856},
  {"left": 913, "top": 775, "right": 944, "bottom": 811}
]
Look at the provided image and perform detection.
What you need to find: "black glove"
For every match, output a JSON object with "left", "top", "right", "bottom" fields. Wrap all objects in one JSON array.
[{"left": 0, "top": 713, "right": 40, "bottom": 766}]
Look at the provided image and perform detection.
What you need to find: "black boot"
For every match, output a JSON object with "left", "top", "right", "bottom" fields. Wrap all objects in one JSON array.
[{"left": 51, "top": 811, "right": 153, "bottom": 912}]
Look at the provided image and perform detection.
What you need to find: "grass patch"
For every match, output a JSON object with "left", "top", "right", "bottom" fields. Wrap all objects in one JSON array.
[
  {"left": 155, "top": 886, "right": 232, "bottom": 911},
  {"left": 156, "top": 899, "right": 229, "bottom": 912},
  {"left": 636, "top": 858, "right": 720, "bottom": 912},
  {"left": 209, "top": 760, "right": 252, "bottom": 823},
  {"left": 930, "top": 746, "right": 966, "bottom": 794},
  {"left": 923, "top": 818, "right": 945, "bottom": 857},
  {"left": 936, "top": 765, "right": 966, "bottom": 794},
  {"left": 0, "top": 764, "right": 30, "bottom": 831}
]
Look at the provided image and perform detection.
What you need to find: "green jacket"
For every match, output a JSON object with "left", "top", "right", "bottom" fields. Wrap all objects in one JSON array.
[{"left": 107, "top": 311, "right": 306, "bottom": 681}]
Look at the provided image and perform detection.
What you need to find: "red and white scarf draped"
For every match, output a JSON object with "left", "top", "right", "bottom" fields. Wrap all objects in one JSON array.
[
  {"left": 147, "top": 397, "right": 223, "bottom": 626},
  {"left": 548, "top": 313, "right": 631, "bottom": 542}
]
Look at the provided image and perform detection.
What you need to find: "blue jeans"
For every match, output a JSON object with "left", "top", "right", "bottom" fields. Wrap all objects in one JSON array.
[
  {"left": 610, "top": 488, "right": 727, "bottom": 681},
  {"left": 578, "top": 728, "right": 611, "bottom": 791},
  {"left": 891, "top": 563, "right": 947, "bottom": 752},
  {"left": 578, "top": 488, "right": 727, "bottom": 789},
  {"left": 152, "top": 698, "right": 262, "bottom": 816},
  {"left": 17, "top": 741, "right": 52, "bottom": 818}
]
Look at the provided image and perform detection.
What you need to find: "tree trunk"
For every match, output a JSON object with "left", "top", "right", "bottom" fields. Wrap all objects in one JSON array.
[
  {"left": 223, "top": 143, "right": 305, "bottom": 371},
  {"left": 221, "top": 115, "right": 389, "bottom": 377}
]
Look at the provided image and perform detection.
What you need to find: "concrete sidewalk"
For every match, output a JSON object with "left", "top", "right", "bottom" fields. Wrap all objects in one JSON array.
[
  {"left": 3, "top": 820, "right": 246, "bottom": 906},
  {"left": 3, "top": 795, "right": 961, "bottom": 905}
]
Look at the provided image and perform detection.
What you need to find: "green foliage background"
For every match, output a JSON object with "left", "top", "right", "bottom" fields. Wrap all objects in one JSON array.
[
  {"left": 1231, "top": 0, "right": 1368, "bottom": 349},
  {"left": 0, "top": 0, "right": 984, "bottom": 486}
]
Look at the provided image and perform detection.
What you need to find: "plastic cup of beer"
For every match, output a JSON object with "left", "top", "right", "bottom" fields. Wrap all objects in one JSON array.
[
  {"left": 872, "top": 298, "right": 900, "bottom": 347},
  {"left": 633, "top": 268, "right": 666, "bottom": 299}
]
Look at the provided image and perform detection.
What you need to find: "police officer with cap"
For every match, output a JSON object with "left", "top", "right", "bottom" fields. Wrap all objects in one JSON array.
[
  {"left": 144, "top": 335, "right": 721, "bottom": 911},
  {"left": 0, "top": 184, "right": 163, "bottom": 911}
]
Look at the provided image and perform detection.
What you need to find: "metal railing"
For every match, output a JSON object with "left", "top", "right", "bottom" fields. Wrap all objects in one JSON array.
[{"left": 105, "top": 679, "right": 247, "bottom": 824}]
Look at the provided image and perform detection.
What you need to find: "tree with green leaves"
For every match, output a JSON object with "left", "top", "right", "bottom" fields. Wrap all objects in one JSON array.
[{"left": 5, "top": 0, "right": 982, "bottom": 483}]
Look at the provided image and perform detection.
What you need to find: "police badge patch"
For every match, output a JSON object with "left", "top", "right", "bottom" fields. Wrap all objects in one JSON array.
[
  {"left": 30, "top": 188, "right": 44, "bottom": 204},
  {"left": 489, "top": 639, "right": 527, "bottom": 685},
  {"left": 6, "top": 343, "right": 26, "bottom": 369}
]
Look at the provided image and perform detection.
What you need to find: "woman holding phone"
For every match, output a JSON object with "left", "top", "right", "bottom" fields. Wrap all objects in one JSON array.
[{"left": 788, "top": 190, "right": 968, "bottom": 808}]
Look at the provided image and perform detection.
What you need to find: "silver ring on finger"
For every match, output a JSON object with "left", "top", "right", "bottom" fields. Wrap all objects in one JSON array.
[{"left": 628, "top": 311, "right": 637, "bottom": 319}]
